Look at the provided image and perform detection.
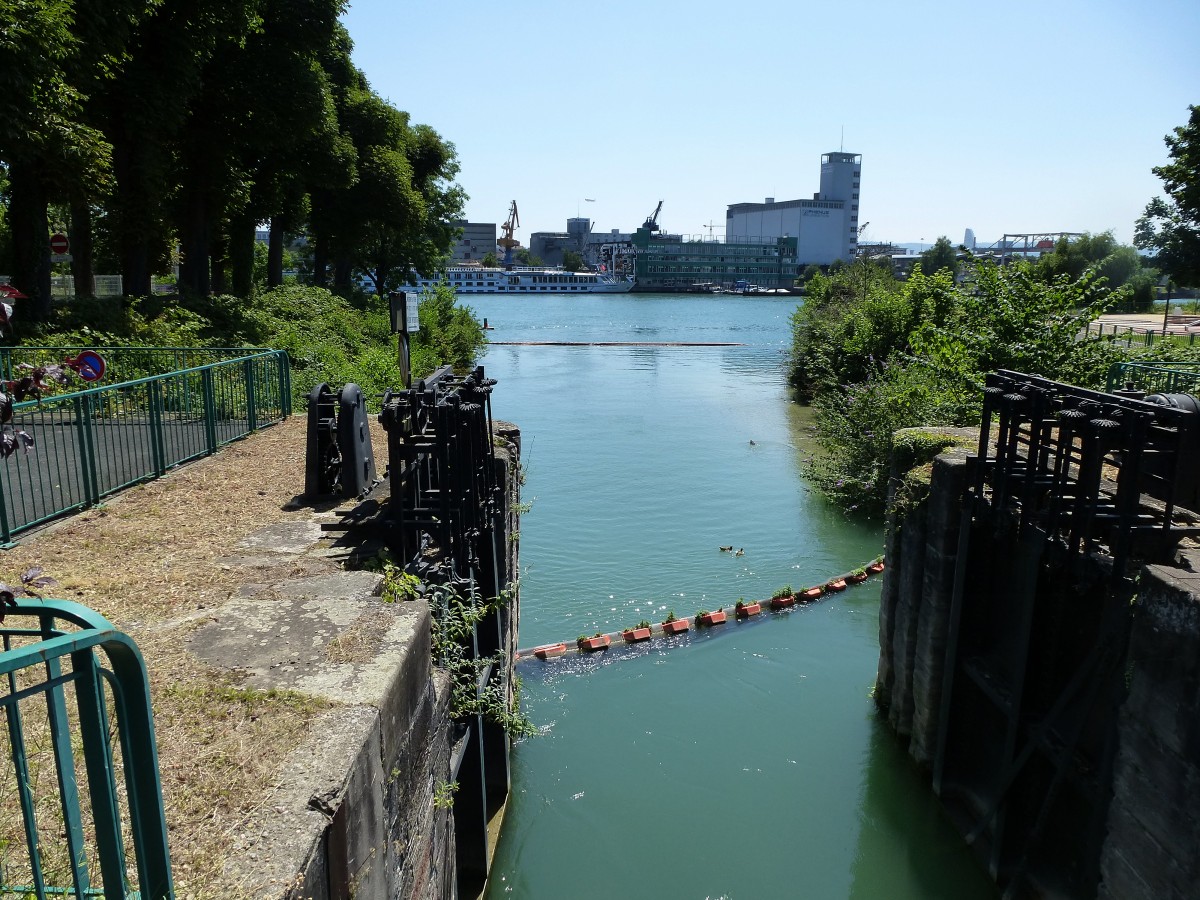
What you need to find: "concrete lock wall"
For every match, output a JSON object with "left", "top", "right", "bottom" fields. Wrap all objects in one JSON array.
[
  {"left": 876, "top": 428, "right": 1200, "bottom": 899},
  {"left": 1098, "top": 560, "right": 1200, "bottom": 900},
  {"left": 193, "top": 423, "right": 523, "bottom": 900}
]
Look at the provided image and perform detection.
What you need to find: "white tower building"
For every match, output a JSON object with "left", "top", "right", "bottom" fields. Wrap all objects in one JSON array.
[{"left": 725, "top": 151, "right": 862, "bottom": 265}]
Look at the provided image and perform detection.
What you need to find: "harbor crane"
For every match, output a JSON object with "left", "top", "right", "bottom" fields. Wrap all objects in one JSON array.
[
  {"left": 642, "top": 201, "right": 663, "bottom": 232},
  {"left": 498, "top": 200, "right": 520, "bottom": 267}
]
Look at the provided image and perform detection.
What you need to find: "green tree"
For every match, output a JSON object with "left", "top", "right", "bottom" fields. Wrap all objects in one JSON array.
[
  {"left": 789, "top": 258, "right": 947, "bottom": 401},
  {"left": 1136, "top": 105, "right": 1200, "bottom": 287},
  {"left": 89, "top": 0, "right": 264, "bottom": 297},
  {"left": 562, "top": 249, "right": 583, "bottom": 271},
  {"left": 1035, "top": 232, "right": 1156, "bottom": 310},
  {"left": 515, "top": 248, "right": 543, "bottom": 267},
  {"left": 309, "top": 74, "right": 463, "bottom": 297},
  {"left": 223, "top": 2, "right": 351, "bottom": 295},
  {"left": 918, "top": 236, "right": 960, "bottom": 277},
  {"left": 0, "top": 0, "right": 141, "bottom": 318},
  {"left": 481, "top": 251, "right": 498, "bottom": 268}
]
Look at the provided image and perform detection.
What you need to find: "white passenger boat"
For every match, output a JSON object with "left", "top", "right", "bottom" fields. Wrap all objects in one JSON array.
[{"left": 410, "top": 265, "right": 634, "bottom": 295}]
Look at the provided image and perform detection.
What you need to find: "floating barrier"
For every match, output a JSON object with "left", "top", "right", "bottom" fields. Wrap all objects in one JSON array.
[
  {"left": 489, "top": 341, "right": 745, "bottom": 347},
  {"left": 517, "top": 559, "right": 885, "bottom": 662}
]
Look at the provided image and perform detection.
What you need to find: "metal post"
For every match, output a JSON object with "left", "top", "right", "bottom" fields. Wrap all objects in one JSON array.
[
  {"left": 149, "top": 380, "right": 167, "bottom": 476},
  {"left": 202, "top": 367, "right": 218, "bottom": 454},
  {"left": 244, "top": 357, "right": 258, "bottom": 432},
  {"left": 278, "top": 351, "right": 292, "bottom": 417},
  {"left": 74, "top": 394, "right": 101, "bottom": 505}
]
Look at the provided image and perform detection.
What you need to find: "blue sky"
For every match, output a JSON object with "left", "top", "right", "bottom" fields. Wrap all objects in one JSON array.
[{"left": 340, "top": 0, "right": 1199, "bottom": 249}]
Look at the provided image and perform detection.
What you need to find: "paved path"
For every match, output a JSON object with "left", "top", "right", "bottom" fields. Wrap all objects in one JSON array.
[{"left": 1096, "top": 312, "right": 1200, "bottom": 335}]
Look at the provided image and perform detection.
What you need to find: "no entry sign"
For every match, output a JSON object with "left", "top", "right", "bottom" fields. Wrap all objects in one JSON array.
[{"left": 49, "top": 233, "right": 69, "bottom": 254}]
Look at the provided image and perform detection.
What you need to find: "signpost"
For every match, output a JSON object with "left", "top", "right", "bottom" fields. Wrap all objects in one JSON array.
[
  {"left": 49, "top": 233, "right": 71, "bottom": 264},
  {"left": 389, "top": 291, "right": 420, "bottom": 389}
]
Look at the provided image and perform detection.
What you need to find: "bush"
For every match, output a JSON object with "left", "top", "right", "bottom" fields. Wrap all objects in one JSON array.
[
  {"left": 12, "top": 281, "right": 487, "bottom": 414},
  {"left": 794, "top": 258, "right": 1126, "bottom": 516}
]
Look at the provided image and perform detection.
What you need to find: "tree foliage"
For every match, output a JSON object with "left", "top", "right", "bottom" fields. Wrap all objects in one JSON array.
[
  {"left": 792, "top": 257, "right": 1127, "bottom": 516},
  {"left": 1034, "top": 232, "right": 1157, "bottom": 310},
  {"left": 918, "top": 236, "right": 960, "bottom": 278},
  {"left": 789, "top": 259, "right": 955, "bottom": 401},
  {"left": 0, "top": 1, "right": 464, "bottom": 316},
  {"left": 1136, "top": 105, "right": 1200, "bottom": 287}
]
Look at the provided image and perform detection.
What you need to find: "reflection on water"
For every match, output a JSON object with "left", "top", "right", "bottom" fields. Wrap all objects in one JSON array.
[{"left": 472, "top": 293, "right": 992, "bottom": 899}]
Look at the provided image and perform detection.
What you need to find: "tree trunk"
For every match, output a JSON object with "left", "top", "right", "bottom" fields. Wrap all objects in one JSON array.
[
  {"left": 112, "top": 141, "right": 153, "bottom": 297},
  {"left": 333, "top": 257, "right": 353, "bottom": 293},
  {"left": 229, "top": 217, "right": 255, "bottom": 298},
  {"left": 312, "top": 229, "right": 328, "bottom": 288},
  {"left": 267, "top": 219, "right": 286, "bottom": 287},
  {"left": 211, "top": 229, "right": 229, "bottom": 296},
  {"left": 178, "top": 187, "right": 210, "bottom": 295},
  {"left": 8, "top": 159, "right": 53, "bottom": 321},
  {"left": 70, "top": 200, "right": 96, "bottom": 298}
]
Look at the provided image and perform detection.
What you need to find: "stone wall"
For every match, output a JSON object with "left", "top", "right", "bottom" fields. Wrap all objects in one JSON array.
[
  {"left": 875, "top": 432, "right": 972, "bottom": 765},
  {"left": 878, "top": 432, "right": 1200, "bottom": 898},
  {"left": 1098, "top": 559, "right": 1200, "bottom": 900},
  {"left": 193, "top": 421, "right": 523, "bottom": 899}
]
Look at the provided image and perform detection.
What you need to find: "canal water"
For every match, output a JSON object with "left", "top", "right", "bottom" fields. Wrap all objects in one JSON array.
[{"left": 469, "top": 293, "right": 993, "bottom": 899}]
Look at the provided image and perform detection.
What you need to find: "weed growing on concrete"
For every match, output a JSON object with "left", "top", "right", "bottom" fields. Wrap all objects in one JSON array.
[{"left": 433, "top": 780, "right": 459, "bottom": 809}]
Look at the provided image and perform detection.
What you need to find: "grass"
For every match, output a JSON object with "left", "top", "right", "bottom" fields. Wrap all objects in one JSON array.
[{"left": 0, "top": 415, "right": 381, "bottom": 899}]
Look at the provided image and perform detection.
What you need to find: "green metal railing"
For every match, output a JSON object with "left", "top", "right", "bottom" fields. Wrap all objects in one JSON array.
[
  {"left": 1, "top": 599, "right": 173, "bottom": 899},
  {"left": 0, "top": 351, "right": 291, "bottom": 543},
  {"left": 0, "top": 347, "right": 272, "bottom": 386},
  {"left": 1105, "top": 361, "right": 1200, "bottom": 395},
  {"left": 1086, "top": 322, "right": 1200, "bottom": 348}
]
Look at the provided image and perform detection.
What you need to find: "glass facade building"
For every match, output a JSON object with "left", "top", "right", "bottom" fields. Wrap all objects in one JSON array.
[{"left": 630, "top": 229, "right": 798, "bottom": 291}]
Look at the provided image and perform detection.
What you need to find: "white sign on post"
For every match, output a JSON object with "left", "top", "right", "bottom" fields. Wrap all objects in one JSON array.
[
  {"left": 390, "top": 290, "right": 421, "bottom": 333},
  {"left": 406, "top": 293, "right": 420, "bottom": 333}
]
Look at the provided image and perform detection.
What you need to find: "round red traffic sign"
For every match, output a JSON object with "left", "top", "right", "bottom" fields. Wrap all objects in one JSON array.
[{"left": 49, "top": 233, "right": 69, "bottom": 254}]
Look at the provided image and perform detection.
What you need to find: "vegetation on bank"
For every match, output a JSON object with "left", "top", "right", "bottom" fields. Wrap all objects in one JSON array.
[
  {"left": 793, "top": 104, "right": 1200, "bottom": 518},
  {"left": 6, "top": 281, "right": 487, "bottom": 409},
  {"left": 789, "top": 254, "right": 1140, "bottom": 517}
]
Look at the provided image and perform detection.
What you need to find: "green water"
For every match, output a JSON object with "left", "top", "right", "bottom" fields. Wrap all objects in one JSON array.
[{"left": 471, "top": 294, "right": 993, "bottom": 899}]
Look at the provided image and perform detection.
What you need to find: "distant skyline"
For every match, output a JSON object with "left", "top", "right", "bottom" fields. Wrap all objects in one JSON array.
[{"left": 340, "top": 0, "right": 1198, "bottom": 249}]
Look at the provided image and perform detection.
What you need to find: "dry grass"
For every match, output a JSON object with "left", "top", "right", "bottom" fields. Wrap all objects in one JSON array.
[{"left": 0, "top": 415, "right": 385, "bottom": 900}]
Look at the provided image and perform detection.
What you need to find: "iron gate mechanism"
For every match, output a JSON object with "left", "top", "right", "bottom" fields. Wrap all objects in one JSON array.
[
  {"left": 970, "top": 369, "right": 1200, "bottom": 580},
  {"left": 377, "top": 365, "right": 502, "bottom": 577},
  {"left": 934, "top": 370, "right": 1200, "bottom": 898},
  {"left": 304, "top": 382, "right": 377, "bottom": 498}
]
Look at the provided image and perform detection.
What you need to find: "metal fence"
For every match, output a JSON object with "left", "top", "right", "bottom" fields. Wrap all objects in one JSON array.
[
  {"left": 1, "top": 599, "right": 173, "bottom": 900},
  {"left": 1086, "top": 321, "right": 1200, "bottom": 347},
  {"left": 0, "top": 350, "right": 291, "bottom": 543},
  {"left": 1105, "top": 361, "right": 1200, "bottom": 395},
  {"left": 48, "top": 276, "right": 125, "bottom": 299}
]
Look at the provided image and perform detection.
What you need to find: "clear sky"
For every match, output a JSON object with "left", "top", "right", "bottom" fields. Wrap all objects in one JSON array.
[{"left": 340, "top": 0, "right": 1199, "bottom": 249}]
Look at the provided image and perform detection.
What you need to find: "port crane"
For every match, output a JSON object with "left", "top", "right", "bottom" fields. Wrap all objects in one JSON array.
[
  {"left": 642, "top": 201, "right": 663, "bottom": 232},
  {"left": 498, "top": 200, "right": 520, "bottom": 267}
]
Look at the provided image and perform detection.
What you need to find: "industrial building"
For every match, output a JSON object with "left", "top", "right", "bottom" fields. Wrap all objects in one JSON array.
[
  {"left": 725, "top": 151, "right": 862, "bottom": 265},
  {"left": 528, "top": 218, "right": 590, "bottom": 267},
  {"left": 450, "top": 221, "right": 498, "bottom": 263},
  {"left": 630, "top": 230, "right": 798, "bottom": 291}
]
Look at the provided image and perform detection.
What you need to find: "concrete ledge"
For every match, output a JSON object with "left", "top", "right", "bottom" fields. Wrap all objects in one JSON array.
[{"left": 191, "top": 521, "right": 446, "bottom": 899}]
